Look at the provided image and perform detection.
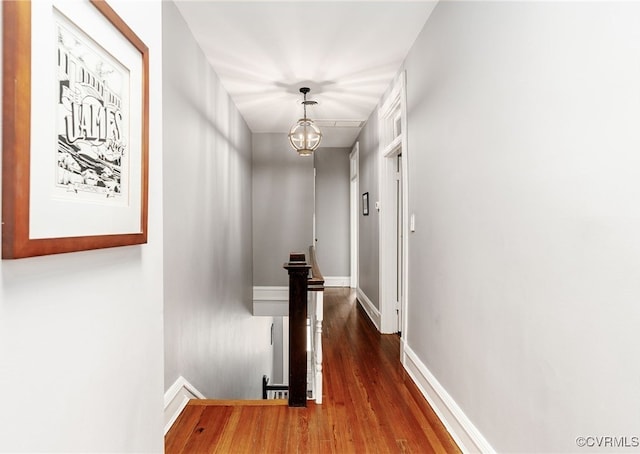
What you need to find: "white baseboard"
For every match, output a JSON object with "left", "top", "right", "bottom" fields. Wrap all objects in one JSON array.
[
  {"left": 164, "top": 376, "right": 205, "bottom": 435},
  {"left": 324, "top": 276, "right": 350, "bottom": 287},
  {"left": 253, "top": 286, "right": 289, "bottom": 316},
  {"left": 402, "top": 345, "right": 495, "bottom": 453},
  {"left": 356, "top": 288, "right": 381, "bottom": 331}
]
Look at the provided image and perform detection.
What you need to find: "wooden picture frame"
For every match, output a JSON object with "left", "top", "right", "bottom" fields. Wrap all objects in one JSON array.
[
  {"left": 362, "top": 192, "right": 369, "bottom": 216},
  {"left": 2, "top": 0, "right": 149, "bottom": 259}
]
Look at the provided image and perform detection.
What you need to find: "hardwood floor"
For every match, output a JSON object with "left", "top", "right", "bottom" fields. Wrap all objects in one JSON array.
[{"left": 165, "top": 288, "right": 460, "bottom": 453}]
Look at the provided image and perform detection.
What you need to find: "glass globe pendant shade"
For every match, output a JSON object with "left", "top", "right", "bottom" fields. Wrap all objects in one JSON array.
[{"left": 288, "top": 118, "right": 322, "bottom": 157}]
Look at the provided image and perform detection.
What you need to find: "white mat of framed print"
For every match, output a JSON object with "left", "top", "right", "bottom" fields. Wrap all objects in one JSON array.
[{"left": 2, "top": 0, "right": 149, "bottom": 259}]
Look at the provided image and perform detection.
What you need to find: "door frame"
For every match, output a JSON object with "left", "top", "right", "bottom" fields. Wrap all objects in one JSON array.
[
  {"left": 349, "top": 143, "right": 360, "bottom": 289},
  {"left": 378, "top": 72, "right": 409, "bottom": 339}
]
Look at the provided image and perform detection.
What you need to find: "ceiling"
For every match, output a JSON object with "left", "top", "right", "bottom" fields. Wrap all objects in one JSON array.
[{"left": 174, "top": 1, "right": 438, "bottom": 148}]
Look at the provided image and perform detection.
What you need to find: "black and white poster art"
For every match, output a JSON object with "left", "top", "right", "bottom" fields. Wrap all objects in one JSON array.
[
  {"left": 56, "top": 14, "right": 129, "bottom": 204},
  {"left": 2, "top": 0, "right": 149, "bottom": 258}
]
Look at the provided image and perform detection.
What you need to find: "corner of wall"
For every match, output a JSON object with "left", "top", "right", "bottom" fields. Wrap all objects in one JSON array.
[{"left": 164, "top": 376, "right": 205, "bottom": 435}]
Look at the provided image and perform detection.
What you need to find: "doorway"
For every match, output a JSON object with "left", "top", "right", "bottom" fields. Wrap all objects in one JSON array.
[
  {"left": 378, "top": 72, "right": 408, "bottom": 338},
  {"left": 395, "top": 154, "right": 403, "bottom": 334}
]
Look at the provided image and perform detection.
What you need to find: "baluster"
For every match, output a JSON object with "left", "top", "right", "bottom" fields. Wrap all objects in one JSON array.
[{"left": 314, "top": 290, "right": 323, "bottom": 404}]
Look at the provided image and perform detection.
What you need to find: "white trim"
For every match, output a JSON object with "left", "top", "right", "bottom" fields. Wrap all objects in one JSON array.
[
  {"left": 309, "top": 291, "right": 324, "bottom": 404},
  {"left": 356, "top": 287, "right": 381, "bottom": 330},
  {"left": 349, "top": 142, "right": 360, "bottom": 289},
  {"left": 164, "top": 376, "right": 205, "bottom": 435},
  {"left": 283, "top": 316, "right": 289, "bottom": 385},
  {"left": 313, "top": 167, "right": 317, "bottom": 246},
  {"left": 324, "top": 276, "right": 350, "bottom": 287},
  {"left": 399, "top": 71, "right": 410, "bottom": 340},
  {"left": 402, "top": 346, "right": 496, "bottom": 454},
  {"left": 377, "top": 71, "right": 409, "bottom": 335},
  {"left": 382, "top": 135, "right": 402, "bottom": 157},
  {"left": 253, "top": 286, "right": 289, "bottom": 316},
  {"left": 253, "top": 286, "right": 288, "bottom": 301}
]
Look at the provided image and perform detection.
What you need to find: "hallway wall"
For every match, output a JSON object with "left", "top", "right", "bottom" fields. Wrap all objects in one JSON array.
[
  {"left": 0, "top": 1, "right": 164, "bottom": 452},
  {"left": 355, "top": 114, "right": 380, "bottom": 308},
  {"left": 252, "top": 133, "right": 314, "bottom": 286},
  {"left": 163, "top": 2, "right": 273, "bottom": 399},
  {"left": 402, "top": 2, "right": 640, "bottom": 452}
]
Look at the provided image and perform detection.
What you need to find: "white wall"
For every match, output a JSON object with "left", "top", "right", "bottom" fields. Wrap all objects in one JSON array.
[
  {"left": 0, "top": 1, "right": 164, "bottom": 452},
  {"left": 403, "top": 2, "right": 640, "bottom": 452},
  {"left": 162, "top": 2, "right": 273, "bottom": 399},
  {"left": 252, "top": 133, "right": 314, "bottom": 286},
  {"left": 314, "top": 147, "right": 350, "bottom": 278}
]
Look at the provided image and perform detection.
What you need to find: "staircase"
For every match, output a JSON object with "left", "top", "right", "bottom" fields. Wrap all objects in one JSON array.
[
  {"left": 264, "top": 246, "right": 325, "bottom": 405},
  {"left": 165, "top": 287, "right": 462, "bottom": 454}
]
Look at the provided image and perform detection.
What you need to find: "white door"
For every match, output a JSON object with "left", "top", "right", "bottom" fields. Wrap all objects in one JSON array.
[{"left": 396, "top": 154, "right": 403, "bottom": 334}]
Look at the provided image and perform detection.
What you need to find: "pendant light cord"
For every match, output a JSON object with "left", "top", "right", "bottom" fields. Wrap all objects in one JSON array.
[{"left": 303, "top": 91, "right": 307, "bottom": 119}]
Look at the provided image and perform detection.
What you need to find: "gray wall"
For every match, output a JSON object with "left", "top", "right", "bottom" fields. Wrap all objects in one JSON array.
[
  {"left": 271, "top": 316, "right": 284, "bottom": 383},
  {"left": 314, "top": 147, "right": 350, "bottom": 278},
  {"left": 402, "top": 2, "right": 640, "bottom": 451},
  {"left": 163, "top": 2, "right": 273, "bottom": 399},
  {"left": 355, "top": 114, "right": 380, "bottom": 308},
  {"left": 252, "top": 133, "right": 314, "bottom": 286},
  {"left": 0, "top": 2, "right": 165, "bottom": 452}
]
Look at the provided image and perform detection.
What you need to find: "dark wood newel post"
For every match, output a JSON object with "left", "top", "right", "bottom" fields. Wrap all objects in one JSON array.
[{"left": 284, "top": 252, "right": 310, "bottom": 407}]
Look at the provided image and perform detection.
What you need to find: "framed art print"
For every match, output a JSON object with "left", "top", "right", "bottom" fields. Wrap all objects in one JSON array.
[{"left": 2, "top": 0, "right": 149, "bottom": 258}]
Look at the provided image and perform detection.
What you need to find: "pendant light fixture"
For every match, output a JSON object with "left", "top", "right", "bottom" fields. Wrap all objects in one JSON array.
[{"left": 288, "top": 87, "right": 322, "bottom": 156}]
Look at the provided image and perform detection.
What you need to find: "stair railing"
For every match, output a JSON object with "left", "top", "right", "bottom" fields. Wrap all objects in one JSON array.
[
  {"left": 281, "top": 247, "right": 325, "bottom": 407},
  {"left": 262, "top": 375, "right": 289, "bottom": 400},
  {"left": 307, "top": 245, "right": 325, "bottom": 404},
  {"left": 283, "top": 252, "right": 310, "bottom": 407}
]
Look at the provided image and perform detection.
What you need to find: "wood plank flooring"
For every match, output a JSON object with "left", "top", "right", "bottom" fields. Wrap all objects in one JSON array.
[{"left": 165, "top": 288, "right": 460, "bottom": 453}]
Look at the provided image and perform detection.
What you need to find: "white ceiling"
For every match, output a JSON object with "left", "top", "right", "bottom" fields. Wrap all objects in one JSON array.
[{"left": 174, "top": 1, "right": 438, "bottom": 148}]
